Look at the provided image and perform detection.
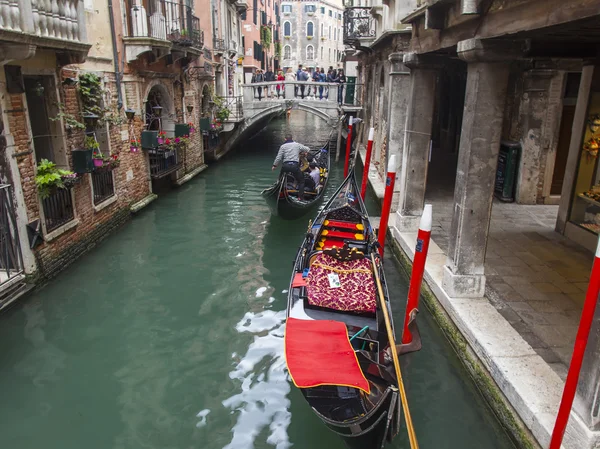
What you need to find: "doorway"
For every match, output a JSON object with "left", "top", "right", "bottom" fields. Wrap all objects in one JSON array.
[
  {"left": 550, "top": 73, "right": 581, "bottom": 198},
  {"left": 24, "top": 76, "right": 55, "bottom": 163}
]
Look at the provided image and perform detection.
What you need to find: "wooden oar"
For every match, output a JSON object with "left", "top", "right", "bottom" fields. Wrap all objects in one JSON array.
[{"left": 370, "top": 252, "right": 419, "bottom": 449}]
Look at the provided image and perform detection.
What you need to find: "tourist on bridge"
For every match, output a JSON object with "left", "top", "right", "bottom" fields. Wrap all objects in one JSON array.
[
  {"left": 272, "top": 133, "right": 310, "bottom": 200},
  {"left": 337, "top": 69, "right": 347, "bottom": 105},
  {"left": 318, "top": 68, "right": 327, "bottom": 100},
  {"left": 251, "top": 69, "right": 265, "bottom": 101},
  {"left": 276, "top": 70, "right": 285, "bottom": 98},
  {"left": 265, "top": 69, "right": 275, "bottom": 97},
  {"left": 312, "top": 68, "right": 320, "bottom": 98},
  {"left": 295, "top": 64, "right": 303, "bottom": 97},
  {"left": 298, "top": 68, "right": 310, "bottom": 99}
]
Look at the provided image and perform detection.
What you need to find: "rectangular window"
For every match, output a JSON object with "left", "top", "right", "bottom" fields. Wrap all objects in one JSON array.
[
  {"left": 320, "top": 6, "right": 325, "bottom": 13},
  {"left": 304, "top": 4, "right": 316, "bottom": 12},
  {"left": 328, "top": 10, "right": 332, "bottom": 16},
  {"left": 282, "top": 4, "right": 291, "bottom": 12},
  {"left": 253, "top": 0, "right": 258, "bottom": 24},
  {"left": 275, "top": 4, "right": 279, "bottom": 15},
  {"left": 321, "top": 46, "right": 323, "bottom": 59}
]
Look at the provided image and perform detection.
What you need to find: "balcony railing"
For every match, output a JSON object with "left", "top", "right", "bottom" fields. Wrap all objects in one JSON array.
[
  {"left": 343, "top": 7, "right": 375, "bottom": 45},
  {"left": 148, "top": 145, "right": 184, "bottom": 179},
  {"left": 213, "top": 38, "right": 226, "bottom": 54},
  {"left": 91, "top": 170, "right": 115, "bottom": 206},
  {"left": 0, "top": 185, "right": 24, "bottom": 287},
  {"left": 125, "top": 0, "right": 202, "bottom": 48},
  {"left": 222, "top": 96, "right": 243, "bottom": 121},
  {"left": 42, "top": 187, "right": 75, "bottom": 233}
]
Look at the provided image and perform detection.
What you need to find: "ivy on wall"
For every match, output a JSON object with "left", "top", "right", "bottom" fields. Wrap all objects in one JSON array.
[{"left": 260, "top": 25, "right": 272, "bottom": 48}]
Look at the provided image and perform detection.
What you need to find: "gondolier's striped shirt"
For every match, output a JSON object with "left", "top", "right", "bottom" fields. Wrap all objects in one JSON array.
[{"left": 273, "top": 141, "right": 310, "bottom": 166}]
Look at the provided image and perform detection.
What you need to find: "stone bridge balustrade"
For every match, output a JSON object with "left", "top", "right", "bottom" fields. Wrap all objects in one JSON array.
[
  {"left": 0, "top": 0, "right": 90, "bottom": 63},
  {"left": 241, "top": 81, "right": 362, "bottom": 126}
]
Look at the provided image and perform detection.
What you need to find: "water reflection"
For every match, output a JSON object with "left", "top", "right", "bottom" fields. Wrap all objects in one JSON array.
[{"left": 222, "top": 309, "right": 290, "bottom": 449}]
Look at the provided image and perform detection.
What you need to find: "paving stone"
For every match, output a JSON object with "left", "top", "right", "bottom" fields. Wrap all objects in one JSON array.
[
  {"left": 531, "top": 324, "right": 566, "bottom": 346},
  {"left": 534, "top": 348, "right": 562, "bottom": 364},
  {"left": 550, "top": 282, "right": 583, "bottom": 294},
  {"left": 548, "top": 362, "right": 569, "bottom": 381},
  {"left": 497, "top": 307, "right": 522, "bottom": 324},
  {"left": 501, "top": 256, "right": 530, "bottom": 268},
  {"left": 551, "top": 346, "right": 575, "bottom": 365},
  {"left": 508, "top": 301, "right": 534, "bottom": 312},
  {"left": 531, "top": 282, "right": 562, "bottom": 293},
  {"left": 528, "top": 301, "right": 569, "bottom": 314},
  {"left": 521, "top": 332, "right": 547, "bottom": 349},
  {"left": 499, "top": 275, "right": 533, "bottom": 286},
  {"left": 523, "top": 232, "right": 550, "bottom": 242}
]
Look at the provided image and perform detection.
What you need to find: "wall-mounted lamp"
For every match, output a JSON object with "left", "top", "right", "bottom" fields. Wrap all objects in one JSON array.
[
  {"left": 187, "top": 104, "right": 194, "bottom": 114},
  {"left": 125, "top": 108, "right": 136, "bottom": 121},
  {"left": 152, "top": 105, "right": 163, "bottom": 117},
  {"left": 62, "top": 77, "right": 78, "bottom": 87},
  {"left": 82, "top": 113, "right": 99, "bottom": 128}
]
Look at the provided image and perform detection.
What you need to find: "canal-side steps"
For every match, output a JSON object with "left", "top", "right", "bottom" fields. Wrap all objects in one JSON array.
[
  {"left": 359, "top": 147, "right": 588, "bottom": 449},
  {"left": 0, "top": 276, "right": 34, "bottom": 313}
]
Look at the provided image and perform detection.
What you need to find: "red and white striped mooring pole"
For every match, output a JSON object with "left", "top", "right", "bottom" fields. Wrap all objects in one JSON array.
[
  {"left": 360, "top": 127, "right": 375, "bottom": 200},
  {"left": 377, "top": 155, "right": 396, "bottom": 257},
  {"left": 402, "top": 204, "right": 432, "bottom": 344},
  {"left": 343, "top": 116, "right": 354, "bottom": 177},
  {"left": 550, "top": 236, "right": 600, "bottom": 449}
]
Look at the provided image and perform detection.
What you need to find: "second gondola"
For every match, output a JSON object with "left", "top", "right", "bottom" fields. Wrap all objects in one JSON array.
[{"left": 261, "top": 138, "right": 331, "bottom": 220}]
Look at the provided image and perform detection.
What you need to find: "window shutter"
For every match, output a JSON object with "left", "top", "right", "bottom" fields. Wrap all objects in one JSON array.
[{"left": 253, "top": 0, "right": 257, "bottom": 24}]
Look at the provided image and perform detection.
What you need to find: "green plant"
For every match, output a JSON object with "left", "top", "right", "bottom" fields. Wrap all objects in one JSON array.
[
  {"left": 35, "top": 159, "right": 75, "bottom": 199},
  {"left": 213, "top": 96, "right": 231, "bottom": 122},
  {"left": 49, "top": 103, "right": 85, "bottom": 130},
  {"left": 84, "top": 135, "right": 100, "bottom": 151},
  {"left": 274, "top": 41, "right": 282, "bottom": 58},
  {"left": 260, "top": 25, "right": 272, "bottom": 47},
  {"left": 78, "top": 72, "right": 104, "bottom": 119}
]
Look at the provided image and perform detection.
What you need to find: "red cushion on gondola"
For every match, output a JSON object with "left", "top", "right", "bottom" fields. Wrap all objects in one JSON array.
[{"left": 284, "top": 317, "right": 370, "bottom": 394}]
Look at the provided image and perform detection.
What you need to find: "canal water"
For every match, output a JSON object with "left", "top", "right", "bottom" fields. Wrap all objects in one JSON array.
[{"left": 0, "top": 112, "right": 515, "bottom": 449}]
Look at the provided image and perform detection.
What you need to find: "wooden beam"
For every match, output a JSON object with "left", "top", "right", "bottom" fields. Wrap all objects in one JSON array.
[{"left": 409, "top": 0, "right": 600, "bottom": 54}]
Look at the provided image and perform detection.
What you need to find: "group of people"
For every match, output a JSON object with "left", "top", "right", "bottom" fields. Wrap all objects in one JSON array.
[
  {"left": 251, "top": 66, "right": 347, "bottom": 104},
  {"left": 272, "top": 133, "right": 321, "bottom": 201}
]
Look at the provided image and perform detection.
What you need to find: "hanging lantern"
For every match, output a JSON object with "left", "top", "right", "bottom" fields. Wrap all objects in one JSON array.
[{"left": 125, "top": 108, "right": 136, "bottom": 121}]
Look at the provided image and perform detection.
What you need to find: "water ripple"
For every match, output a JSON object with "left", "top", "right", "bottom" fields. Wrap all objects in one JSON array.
[{"left": 222, "top": 310, "right": 290, "bottom": 449}]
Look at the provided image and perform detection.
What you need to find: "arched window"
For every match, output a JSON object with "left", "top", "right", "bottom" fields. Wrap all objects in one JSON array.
[
  {"left": 306, "top": 45, "right": 314, "bottom": 60},
  {"left": 284, "top": 45, "right": 291, "bottom": 59},
  {"left": 306, "top": 21, "right": 314, "bottom": 37},
  {"left": 284, "top": 21, "right": 291, "bottom": 36}
]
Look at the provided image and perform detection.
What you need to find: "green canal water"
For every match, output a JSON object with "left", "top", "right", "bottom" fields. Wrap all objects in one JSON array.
[{"left": 0, "top": 112, "right": 515, "bottom": 449}]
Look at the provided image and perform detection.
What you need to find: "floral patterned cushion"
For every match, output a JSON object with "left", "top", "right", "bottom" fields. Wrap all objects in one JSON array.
[{"left": 306, "top": 253, "right": 377, "bottom": 313}]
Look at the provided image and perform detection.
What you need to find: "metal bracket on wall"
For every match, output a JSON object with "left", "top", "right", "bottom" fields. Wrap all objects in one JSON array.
[{"left": 26, "top": 219, "right": 43, "bottom": 249}]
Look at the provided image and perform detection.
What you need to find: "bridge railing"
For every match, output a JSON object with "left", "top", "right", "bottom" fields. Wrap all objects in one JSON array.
[{"left": 242, "top": 82, "right": 363, "bottom": 107}]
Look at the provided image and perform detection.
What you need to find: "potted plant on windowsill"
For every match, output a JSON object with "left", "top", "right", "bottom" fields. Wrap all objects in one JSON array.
[
  {"left": 157, "top": 130, "right": 167, "bottom": 145},
  {"left": 35, "top": 159, "right": 78, "bottom": 199}
]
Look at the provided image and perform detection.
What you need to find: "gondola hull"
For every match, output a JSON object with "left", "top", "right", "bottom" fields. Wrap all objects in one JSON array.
[{"left": 285, "top": 172, "right": 409, "bottom": 449}]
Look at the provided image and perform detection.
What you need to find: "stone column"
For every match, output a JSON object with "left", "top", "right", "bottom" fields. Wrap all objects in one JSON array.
[
  {"left": 442, "top": 38, "right": 521, "bottom": 298},
  {"left": 514, "top": 66, "right": 558, "bottom": 204},
  {"left": 385, "top": 52, "right": 411, "bottom": 213},
  {"left": 395, "top": 52, "right": 441, "bottom": 231}
]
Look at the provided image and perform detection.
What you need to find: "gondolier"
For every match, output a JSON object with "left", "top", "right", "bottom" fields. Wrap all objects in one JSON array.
[{"left": 272, "top": 133, "right": 310, "bottom": 200}]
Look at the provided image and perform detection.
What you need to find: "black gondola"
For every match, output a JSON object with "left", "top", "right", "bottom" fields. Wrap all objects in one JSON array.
[
  {"left": 261, "top": 137, "right": 331, "bottom": 220},
  {"left": 284, "top": 172, "right": 422, "bottom": 449}
]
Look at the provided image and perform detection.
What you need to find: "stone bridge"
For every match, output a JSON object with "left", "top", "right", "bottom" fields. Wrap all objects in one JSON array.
[{"left": 241, "top": 81, "right": 361, "bottom": 126}]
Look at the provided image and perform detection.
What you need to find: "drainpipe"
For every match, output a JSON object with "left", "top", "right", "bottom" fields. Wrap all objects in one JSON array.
[{"left": 108, "top": 0, "right": 123, "bottom": 110}]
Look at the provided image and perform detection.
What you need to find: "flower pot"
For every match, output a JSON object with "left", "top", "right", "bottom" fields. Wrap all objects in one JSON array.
[
  {"left": 130, "top": 146, "right": 139, "bottom": 153},
  {"left": 93, "top": 158, "right": 104, "bottom": 168},
  {"left": 157, "top": 137, "right": 165, "bottom": 145}
]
